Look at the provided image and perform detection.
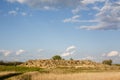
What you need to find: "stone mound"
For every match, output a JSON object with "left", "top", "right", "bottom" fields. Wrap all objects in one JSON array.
[{"left": 20, "top": 59, "right": 110, "bottom": 69}]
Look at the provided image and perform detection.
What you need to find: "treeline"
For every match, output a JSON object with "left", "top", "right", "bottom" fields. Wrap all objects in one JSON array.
[{"left": 0, "top": 61, "right": 23, "bottom": 66}]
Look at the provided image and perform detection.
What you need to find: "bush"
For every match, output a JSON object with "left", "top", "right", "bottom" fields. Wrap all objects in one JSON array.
[
  {"left": 52, "top": 55, "right": 62, "bottom": 60},
  {"left": 0, "top": 61, "right": 4, "bottom": 65},
  {"left": 70, "top": 58, "right": 73, "bottom": 60},
  {"left": 102, "top": 59, "right": 112, "bottom": 65},
  {"left": 0, "top": 61, "right": 23, "bottom": 66}
]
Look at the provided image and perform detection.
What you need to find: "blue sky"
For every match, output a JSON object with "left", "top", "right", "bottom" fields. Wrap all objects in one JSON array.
[{"left": 0, "top": 0, "right": 120, "bottom": 63}]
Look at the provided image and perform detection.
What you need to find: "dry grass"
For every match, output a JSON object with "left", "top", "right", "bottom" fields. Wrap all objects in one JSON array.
[{"left": 7, "top": 72, "right": 120, "bottom": 80}]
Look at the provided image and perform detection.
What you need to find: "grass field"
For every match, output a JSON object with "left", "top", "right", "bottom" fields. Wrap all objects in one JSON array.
[
  {"left": 0, "top": 65, "right": 47, "bottom": 73},
  {"left": 0, "top": 65, "right": 120, "bottom": 80},
  {"left": 2, "top": 72, "right": 120, "bottom": 80}
]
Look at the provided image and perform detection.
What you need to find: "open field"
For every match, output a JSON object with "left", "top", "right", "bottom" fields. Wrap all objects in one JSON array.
[
  {"left": 0, "top": 65, "right": 120, "bottom": 73},
  {"left": 2, "top": 72, "right": 120, "bottom": 80},
  {"left": 0, "top": 66, "right": 120, "bottom": 80},
  {"left": 0, "top": 65, "right": 47, "bottom": 73},
  {"left": 0, "top": 60, "right": 120, "bottom": 80}
]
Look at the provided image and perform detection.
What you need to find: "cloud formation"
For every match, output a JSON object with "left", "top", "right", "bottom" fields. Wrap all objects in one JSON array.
[
  {"left": 21, "top": 12, "right": 27, "bottom": 16},
  {"left": 63, "top": 15, "right": 98, "bottom": 23},
  {"left": 8, "top": 10, "right": 28, "bottom": 16},
  {"left": 8, "top": 10, "right": 17, "bottom": 16},
  {"left": 16, "top": 49, "right": 26, "bottom": 55},
  {"left": 0, "top": 50, "right": 12, "bottom": 56},
  {"left": 7, "top": 0, "right": 106, "bottom": 10},
  {"left": 80, "top": 0, "right": 120, "bottom": 30},
  {"left": 61, "top": 45, "right": 76, "bottom": 57},
  {"left": 81, "top": 56, "right": 95, "bottom": 60},
  {"left": 7, "top": 0, "right": 82, "bottom": 9},
  {"left": 81, "top": 0, "right": 105, "bottom": 5},
  {"left": 63, "top": 15, "right": 80, "bottom": 23},
  {"left": 63, "top": 0, "right": 120, "bottom": 31},
  {"left": 103, "top": 51, "right": 120, "bottom": 57},
  {"left": 7, "top": 0, "right": 120, "bottom": 30},
  {"left": 37, "top": 49, "right": 44, "bottom": 53}
]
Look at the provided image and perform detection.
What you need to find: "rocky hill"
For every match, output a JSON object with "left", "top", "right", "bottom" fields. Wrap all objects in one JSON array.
[{"left": 20, "top": 59, "right": 118, "bottom": 70}]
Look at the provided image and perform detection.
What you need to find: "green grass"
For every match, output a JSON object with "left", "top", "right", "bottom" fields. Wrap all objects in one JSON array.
[
  {"left": 0, "top": 65, "right": 120, "bottom": 74},
  {"left": 0, "top": 65, "right": 48, "bottom": 73},
  {"left": 114, "top": 64, "right": 120, "bottom": 66}
]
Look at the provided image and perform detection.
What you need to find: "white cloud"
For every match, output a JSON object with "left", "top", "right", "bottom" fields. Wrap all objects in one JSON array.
[
  {"left": 7, "top": 0, "right": 25, "bottom": 3},
  {"left": 66, "top": 46, "right": 76, "bottom": 52},
  {"left": 72, "top": 7, "right": 81, "bottom": 14},
  {"left": 103, "top": 51, "right": 120, "bottom": 57},
  {"left": 72, "top": 5, "right": 87, "bottom": 14},
  {"left": 81, "top": 56, "right": 95, "bottom": 60},
  {"left": 43, "top": 6, "right": 56, "bottom": 10},
  {"left": 21, "top": 12, "right": 27, "bottom": 16},
  {"left": 102, "top": 53, "right": 106, "bottom": 57},
  {"left": 8, "top": 9, "right": 28, "bottom": 16},
  {"left": 63, "top": 15, "right": 80, "bottom": 23},
  {"left": 7, "top": 0, "right": 120, "bottom": 31},
  {"left": 0, "top": 50, "right": 12, "bottom": 56},
  {"left": 7, "top": 0, "right": 106, "bottom": 8},
  {"left": 71, "top": 0, "right": 105, "bottom": 14},
  {"left": 16, "top": 49, "right": 26, "bottom": 55},
  {"left": 63, "top": 15, "right": 98, "bottom": 23},
  {"left": 81, "top": 0, "right": 105, "bottom": 5},
  {"left": 8, "top": 10, "right": 17, "bottom": 16},
  {"left": 80, "top": 25, "right": 101, "bottom": 30},
  {"left": 61, "top": 45, "right": 76, "bottom": 57},
  {"left": 93, "top": 6, "right": 101, "bottom": 11},
  {"left": 61, "top": 52, "right": 73, "bottom": 57},
  {"left": 37, "top": 49, "right": 44, "bottom": 53},
  {"left": 43, "top": 6, "right": 51, "bottom": 10},
  {"left": 107, "top": 51, "right": 119, "bottom": 57},
  {"left": 80, "top": 0, "right": 120, "bottom": 30},
  {"left": 7, "top": 0, "right": 82, "bottom": 9}
]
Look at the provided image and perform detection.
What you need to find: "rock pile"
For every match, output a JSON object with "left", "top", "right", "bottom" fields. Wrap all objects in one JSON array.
[{"left": 20, "top": 59, "right": 107, "bottom": 69}]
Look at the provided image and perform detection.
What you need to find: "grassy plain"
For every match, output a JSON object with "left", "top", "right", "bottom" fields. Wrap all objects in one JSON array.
[
  {"left": 4, "top": 72, "right": 120, "bottom": 80},
  {"left": 0, "top": 65, "right": 46, "bottom": 73},
  {"left": 0, "top": 63, "right": 120, "bottom": 80}
]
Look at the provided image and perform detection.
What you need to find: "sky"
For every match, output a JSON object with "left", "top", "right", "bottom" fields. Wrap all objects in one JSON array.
[{"left": 0, "top": 0, "right": 120, "bottom": 63}]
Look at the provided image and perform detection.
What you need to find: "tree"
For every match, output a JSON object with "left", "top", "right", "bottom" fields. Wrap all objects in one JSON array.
[
  {"left": 52, "top": 55, "right": 62, "bottom": 60},
  {"left": 70, "top": 58, "right": 73, "bottom": 60},
  {"left": 102, "top": 59, "right": 112, "bottom": 65},
  {"left": 0, "top": 60, "right": 4, "bottom": 65}
]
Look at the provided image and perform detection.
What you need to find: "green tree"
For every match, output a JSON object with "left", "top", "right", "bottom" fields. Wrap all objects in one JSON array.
[
  {"left": 70, "top": 58, "right": 73, "bottom": 60},
  {"left": 52, "top": 55, "right": 62, "bottom": 60},
  {"left": 102, "top": 59, "right": 112, "bottom": 65},
  {"left": 0, "top": 60, "right": 4, "bottom": 65}
]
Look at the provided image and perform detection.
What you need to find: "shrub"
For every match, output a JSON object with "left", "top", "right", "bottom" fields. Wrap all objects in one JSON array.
[
  {"left": 0, "top": 61, "right": 23, "bottom": 66},
  {"left": 52, "top": 55, "right": 62, "bottom": 60},
  {"left": 102, "top": 59, "right": 112, "bottom": 65},
  {"left": 70, "top": 58, "right": 73, "bottom": 60},
  {"left": 0, "top": 61, "right": 4, "bottom": 65}
]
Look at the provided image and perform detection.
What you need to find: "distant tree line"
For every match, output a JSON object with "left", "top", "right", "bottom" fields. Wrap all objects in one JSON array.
[{"left": 0, "top": 60, "right": 23, "bottom": 66}]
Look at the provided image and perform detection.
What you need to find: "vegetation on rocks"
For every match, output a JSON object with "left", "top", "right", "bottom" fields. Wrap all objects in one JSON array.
[
  {"left": 102, "top": 59, "right": 112, "bottom": 65},
  {"left": 52, "top": 55, "right": 62, "bottom": 60}
]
